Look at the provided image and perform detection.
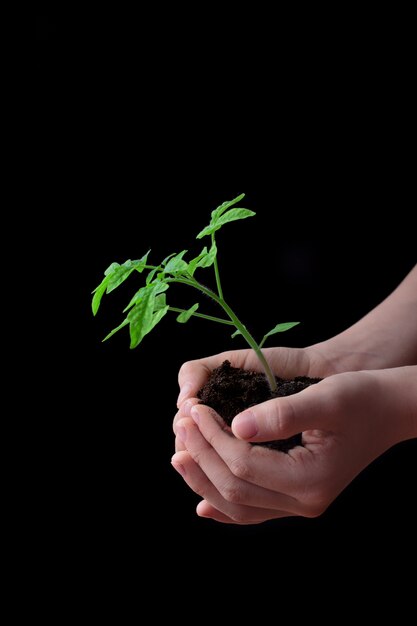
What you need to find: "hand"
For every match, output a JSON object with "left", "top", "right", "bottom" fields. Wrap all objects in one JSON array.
[
  {"left": 176, "top": 346, "right": 339, "bottom": 407},
  {"left": 174, "top": 345, "right": 339, "bottom": 448},
  {"left": 172, "top": 366, "right": 416, "bottom": 524}
]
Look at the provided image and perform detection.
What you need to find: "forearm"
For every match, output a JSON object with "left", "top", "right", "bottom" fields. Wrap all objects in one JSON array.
[
  {"left": 311, "top": 265, "right": 417, "bottom": 371},
  {"left": 374, "top": 365, "right": 417, "bottom": 445}
]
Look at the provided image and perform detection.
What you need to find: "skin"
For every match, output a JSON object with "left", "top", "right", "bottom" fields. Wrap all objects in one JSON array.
[{"left": 172, "top": 265, "right": 417, "bottom": 524}]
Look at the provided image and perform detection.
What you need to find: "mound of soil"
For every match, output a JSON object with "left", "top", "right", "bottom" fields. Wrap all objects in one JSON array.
[{"left": 197, "top": 360, "right": 322, "bottom": 452}]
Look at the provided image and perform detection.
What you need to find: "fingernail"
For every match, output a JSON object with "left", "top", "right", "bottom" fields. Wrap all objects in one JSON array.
[
  {"left": 190, "top": 406, "right": 200, "bottom": 424},
  {"left": 182, "top": 400, "right": 194, "bottom": 417},
  {"left": 176, "top": 426, "right": 186, "bottom": 443},
  {"left": 177, "top": 383, "right": 192, "bottom": 407},
  {"left": 171, "top": 461, "right": 186, "bottom": 477},
  {"left": 233, "top": 411, "right": 258, "bottom": 439}
]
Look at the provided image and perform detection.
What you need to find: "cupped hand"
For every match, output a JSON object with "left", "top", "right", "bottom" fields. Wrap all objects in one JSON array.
[
  {"left": 176, "top": 346, "right": 337, "bottom": 409},
  {"left": 172, "top": 366, "right": 416, "bottom": 524},
  {"left": 173, "top": 345, "right": 337, "bottom": 449}
]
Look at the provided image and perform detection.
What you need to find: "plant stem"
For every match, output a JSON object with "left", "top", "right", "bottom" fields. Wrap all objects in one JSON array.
[
  {"left": 169, "top": 277, "right": 277, "bottom": 392},
  {"left": 215, "top": 298, "right": 277, "bottom": 393},
  {"left": 167, "top": 307, "right": 234, "bottom": 326},
  {"left": 212, "top": 233, "right": 224, "bottom": 299}
]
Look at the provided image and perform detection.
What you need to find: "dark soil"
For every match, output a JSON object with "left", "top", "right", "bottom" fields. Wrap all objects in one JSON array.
[{"left": 197, "top": 360, "right": 322, "bottom": 452}]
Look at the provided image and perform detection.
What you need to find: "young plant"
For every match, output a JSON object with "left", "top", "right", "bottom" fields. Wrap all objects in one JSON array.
[{"left": 92, "top": 194, "right": 299, "bottom": 392}]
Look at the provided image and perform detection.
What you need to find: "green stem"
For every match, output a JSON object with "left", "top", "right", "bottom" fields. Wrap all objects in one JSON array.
[
  {"left": 259, "top": 335, "right": 267, "bottom": 349},
  {"left": 169, "top": 277, "right": 277, "bottom": 392},
  {"left": 167, "top": 306, "right": 234, "bottom": 326},
  {"left": 212, "top": 233, "right": 223, "bottom": 299}
]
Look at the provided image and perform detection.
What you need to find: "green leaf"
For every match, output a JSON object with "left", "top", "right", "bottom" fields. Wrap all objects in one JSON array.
[
  {"left": 265, "top": 322, "right": 300, "bottom": 335},
  {"left": 104, "top": 262, "right": 120, "bottom": 276},
  {"left": 259, "top": 322, "right": 300, "bottom": 348},
  {"left": 126, "top": 282, "right": 172, "bottom": 348},
  {"left": 106, "top": 264, "right": 135, "bottom": 293},
  {"left": 123, "top": 281, "right": 168, "bottom": 312},
  {"left": 214, "top": 208, "right": 255, "bottom": 229},
  {"left": 187, "top": 246, "right": 208, "bottom": 276},
  {"left": 128, "top": 289, "right": 156, "bottom": 349},
  {"left": 188, "top": 241, "right": 217, "bottom": 275},
  {"left": 146, "top": 267, "right": 160, "bottom": 284},
  {"left": 92, "top": 260, "right": 130, "bottom": 314},
  {"left": 197, "top": 240, "right": 217, "bottom": 268},
  {"left": 102, "top": 318, "right": 129, "bottom": 342},
  {"left": 131, "top": 250, "right": 151, "bottom": 273},
  {"left": 149, "top": 305, "right": 169, "bottom": 332},
  {"left": 211, "top": 194, "right": 245, "bottom": 221},
  {"left": 176, "top": 303, "right": 199, "bottom": 323},
  {"left": 105, "top": 252, "right": 150, "bottom": 294},
  {"left": 164, "top": 250, "right": 188, "bottom": 274},
  {"left": 161, "top": 253, "right": 176, "bottom": 267},
  {"left": 91, "top": 279, "right": 109, "bottom": 315},
  {"left": 152, "top": 281, "right": 169, "bottom": 296},
  {"left": 196, "top": 208, "right": 255, "bottom": 239},
  {"left": 123, "top": 285, "right": 148, "bottom": 312},
  {"left": 103, "top": 290, "right": 169, "bottom": 347},
  {"left": 196, "top": 194, "right": 248, "bottom": 239},
  {"left": 153, "top": 293, "right": 167, "bottom": 311}
]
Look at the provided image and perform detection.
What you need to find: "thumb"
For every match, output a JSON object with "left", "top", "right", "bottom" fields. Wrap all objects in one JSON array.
[{"left": 231, "top": 383, "right": 327, "bottom": 442}]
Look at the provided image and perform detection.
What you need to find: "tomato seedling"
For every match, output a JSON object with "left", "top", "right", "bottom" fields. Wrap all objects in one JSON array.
[{"left": 92, "top": 194, "right": 299, "bottom": 391}]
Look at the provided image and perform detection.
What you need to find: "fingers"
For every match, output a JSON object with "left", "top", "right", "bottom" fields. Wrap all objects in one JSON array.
[
  {"left": 187, "top": 404, "right": 309, "bottom": 494},
  {"left": 231, "top": 379, "right": 331, "bottom": 442},
  {"left": 171, "top": 450, "right": 293, "bottom": 524},
  {"left": 178, "top": 409, "right": 312, "bottom": 511},
  {"left": 196, "top": 500, "right": 267, "bottom": 525},
  {"left": 176, "top": 415, "right": 300, "bottom": 511},
  {"left": 173, "top": 398, "right": 200, "bottom": 434},
  {"left": 176, "top": 347, "right": 317, "bottom": 408},
  {"left": 177, "top": 349, "right": 265, "bottom": 407}
]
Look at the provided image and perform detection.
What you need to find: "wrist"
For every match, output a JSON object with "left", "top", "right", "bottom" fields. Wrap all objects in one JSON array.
[
  {"left": 309, "top": 331, "right": 394, "bottom": 373},
  {"left": 378, "top": 366, "right": 417, "bottom": 443}
]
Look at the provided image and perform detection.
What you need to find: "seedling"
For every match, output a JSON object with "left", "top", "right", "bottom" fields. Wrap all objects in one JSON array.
[{"left": 92, "top": 194, "right": 299, "bottom": 392}]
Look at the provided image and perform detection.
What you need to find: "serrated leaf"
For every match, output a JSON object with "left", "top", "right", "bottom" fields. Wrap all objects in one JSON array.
[
  {"left": 176, "top": 303, "right": 199, "bottom": 323},
  {"left": 164, "top": 250, "right": 189, "bottom": 274},
  {"left": 102, "top": 318, "right": 129, "bottom": 342},
  {"left": 196, "top": 208, "right": 255, "bottom": 239},
  {"left": 211, "top": 193, "right": 245, "bottom": 221}
]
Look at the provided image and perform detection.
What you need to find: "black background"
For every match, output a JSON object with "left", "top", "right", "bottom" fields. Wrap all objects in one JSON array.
[{"left": 36, "top": 11, "right": 416, "bottom": 602}]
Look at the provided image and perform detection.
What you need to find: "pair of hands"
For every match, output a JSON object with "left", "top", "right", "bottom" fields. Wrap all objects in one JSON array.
[{"left": 172, "top": 347, "right": 416, "bottom": 524}]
